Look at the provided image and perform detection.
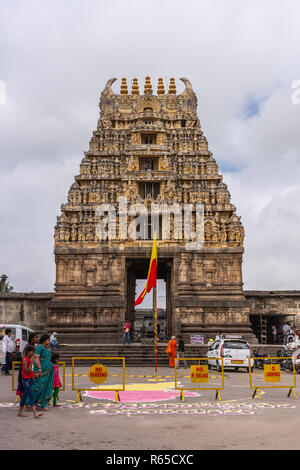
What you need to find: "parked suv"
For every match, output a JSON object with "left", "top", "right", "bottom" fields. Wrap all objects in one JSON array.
[
  {"left": 0, "top": 324, "right": 34, "bottom": 364},
  {"left": 207, "top": 335, "right": 254, "bottom": 372}
]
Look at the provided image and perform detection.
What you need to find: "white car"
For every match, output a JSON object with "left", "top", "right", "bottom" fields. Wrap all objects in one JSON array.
[
  {"left": 207, "top": 335, "right": 254, "bottom": 372},
  {"left": 0, "top": 324, "right": 34, "bottom": 364}
]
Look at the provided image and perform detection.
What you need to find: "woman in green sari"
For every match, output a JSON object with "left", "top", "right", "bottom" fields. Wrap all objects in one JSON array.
[{"left": 32, "top": 334, "right": 54, "bottom": 410}]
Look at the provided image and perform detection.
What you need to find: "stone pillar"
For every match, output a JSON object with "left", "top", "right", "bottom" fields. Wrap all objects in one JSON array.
[{"left": 1, "top": 275, "right": 8, "bottom": 294}]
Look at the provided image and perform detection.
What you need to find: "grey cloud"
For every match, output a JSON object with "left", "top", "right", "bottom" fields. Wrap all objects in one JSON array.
[{"left": 0, "top": 0, "right": 300, "bottom": 291}]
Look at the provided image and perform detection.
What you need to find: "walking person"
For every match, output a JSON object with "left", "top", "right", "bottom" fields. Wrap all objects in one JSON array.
[
  {"left": 17, "top": 345, "right": 43, "bottom": 419},
  {"left": 28, "top": 332, "right": 40, "bottom": 348},
  {"left": 123, "top": 319, "right": 131, "bottom": 345},
  {"left": 51, "top": 353, "right": 62, "bottom": 407},
  {"left": 1, "top": 328, "right": 14, "bottom": 375},
  {"left": 176, "top": 335, "right": 189, "bottom": 369},
  {"left": 166, "top": 336, "right": 177, "bottom": 368},
  {"left": 16, "top": 332, "right": 40, "bottom": 401},
  {"left": 282, "top": 322, "right": 290, "bottom": 345},
  {"left": 30, "top": 334, "right": 54, "bottom": 411},
  {"left": 292, "top": 327, "right": 300, "bottom": 345},
  {"left": 272, "top": 325, "right": 277, "bottom": 344}
]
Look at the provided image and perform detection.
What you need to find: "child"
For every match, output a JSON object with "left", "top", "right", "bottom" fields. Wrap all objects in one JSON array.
[
  {"left": 16, "top": 332, "right": 39, "bottom": 402},
  {"left": 17, "top": 345, "right": 43, "bottom": 419},
  {"left": 51, "top": 353, "right": 62, "bottom": 406}
]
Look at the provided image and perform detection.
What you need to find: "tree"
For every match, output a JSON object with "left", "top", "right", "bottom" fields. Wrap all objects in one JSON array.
[{"left": 0, "top": 276, "right": 14, "bottom": 293}]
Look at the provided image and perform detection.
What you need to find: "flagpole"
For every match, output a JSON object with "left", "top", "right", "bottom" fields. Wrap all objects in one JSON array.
[
  {"left": 154, "top": 285, "right": 158, "bottom": 380},
  {"left": 134, "top": 232, "right": 157, "bottom": 378}
]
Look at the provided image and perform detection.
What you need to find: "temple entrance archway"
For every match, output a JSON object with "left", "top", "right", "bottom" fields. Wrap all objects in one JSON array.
[{"left": 126, "top": 258, "right": 173, "bottom": 342}]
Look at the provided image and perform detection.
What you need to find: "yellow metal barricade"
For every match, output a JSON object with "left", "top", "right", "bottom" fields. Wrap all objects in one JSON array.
[
  {"left": 12, "top": 361, "right": 19, "bottom": 393},
  {"left": 72, "top": 356, "right": 125, "bottom": 403},
  {"left": 249, "top": 357, "right": 298, "bottom": 399},
  {"left": 12, "top": 360, "right": 66, "bottom": 401},
  {"left": 175, "top": 357, "right": 224, "bottom": 401}
]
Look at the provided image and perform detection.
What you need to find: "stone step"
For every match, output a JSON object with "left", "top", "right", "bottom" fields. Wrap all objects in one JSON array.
[
  {"left": 56, "top": 343, "right": 209, "bottom": 366},
  {"left": 54, "top": 343, "right": 281, "bottom": 366}
]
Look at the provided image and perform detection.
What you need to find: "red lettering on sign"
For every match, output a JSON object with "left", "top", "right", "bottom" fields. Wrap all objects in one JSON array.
[{"left": 90, "top": 372, "right": 108, "bottom": 378}]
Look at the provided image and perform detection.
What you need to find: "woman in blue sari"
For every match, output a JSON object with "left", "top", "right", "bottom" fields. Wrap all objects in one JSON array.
[{"left": 32, "top": 334, "right": 54, "bottom": 410}]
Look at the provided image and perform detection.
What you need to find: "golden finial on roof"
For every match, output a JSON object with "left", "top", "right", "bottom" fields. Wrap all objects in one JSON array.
[
  {"left": 168, "top": 77, "right": 176, "bottom": 94},
  {"left": 144, "top": 76, "right": 153, "bottom": 94},
  {"left": 131, "top": 77, "right": 139, "bottom": 95},
  {"left": 157, "top": 77, "right": 165, "bottom": 95},
  {"left": 120, "top": 77, "right": 128, "bottom": 95}
]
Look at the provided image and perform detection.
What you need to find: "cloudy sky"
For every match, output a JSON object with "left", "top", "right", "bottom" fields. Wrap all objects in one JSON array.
[{"left": 0, "top": 0, "right": 300, "bottom": 293}]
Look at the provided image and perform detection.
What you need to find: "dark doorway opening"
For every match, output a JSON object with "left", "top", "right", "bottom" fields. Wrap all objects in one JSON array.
[
  {"left": 249, "top": 314, "right": 292, "bottom": 344},
  {"left": 126, "top": 258, "right": 172, "bottom": 342}
]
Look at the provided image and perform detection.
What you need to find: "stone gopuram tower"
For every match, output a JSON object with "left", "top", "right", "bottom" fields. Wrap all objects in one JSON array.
[{"left": 48, "top": 76, "right": 255, "bottom": 344}]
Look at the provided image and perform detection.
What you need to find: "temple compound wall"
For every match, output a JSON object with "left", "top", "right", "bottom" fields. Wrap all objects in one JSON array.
[
  {"left": 0, "top": 294, "right": 51, "bottom": 331},
  {"left": 1, "top": 291, "right": 300, "bottom": 345}
]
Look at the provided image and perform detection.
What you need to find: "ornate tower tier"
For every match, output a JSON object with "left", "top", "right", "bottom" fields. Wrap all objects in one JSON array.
[{"left": 48, "top": 77, "right": 255, "bottom": 344}]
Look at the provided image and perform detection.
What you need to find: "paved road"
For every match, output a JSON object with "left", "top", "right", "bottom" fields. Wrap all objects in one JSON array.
[{"left": 0, "top": 366, "right": 299, "bottom": 450}]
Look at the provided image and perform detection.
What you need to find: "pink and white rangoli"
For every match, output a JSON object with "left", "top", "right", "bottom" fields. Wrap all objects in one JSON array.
[{"left": 84, "top": 381, "right": 201, "bottom": 403}]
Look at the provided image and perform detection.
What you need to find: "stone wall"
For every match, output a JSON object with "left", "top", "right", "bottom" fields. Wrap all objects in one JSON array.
[
  {"left": 2, "top": 290, "right": 300, "bottom": 342},
  {"left": 245, "top": 290, "right": 300, "bottom": 327},
  {"left": 0, "top": 293, "right": 52, "bottom": 332}
]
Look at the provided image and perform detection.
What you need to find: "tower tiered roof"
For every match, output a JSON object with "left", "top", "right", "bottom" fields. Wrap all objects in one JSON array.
[{"left": 55, "top": 77, "right": 244, "bottom": 249}]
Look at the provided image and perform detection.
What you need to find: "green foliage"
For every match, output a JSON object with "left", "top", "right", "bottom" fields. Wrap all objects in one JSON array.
[
  {"left": 0, "top": 278, "right": 14, "bottom": 293},
  {"left": 6, "top": 282, "right": 14, "bottom": 293}
]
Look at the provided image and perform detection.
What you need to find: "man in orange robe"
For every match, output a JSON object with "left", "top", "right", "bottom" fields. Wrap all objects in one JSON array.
[{"left": 166, "top": 336, "right": 177, "bottom": 368}]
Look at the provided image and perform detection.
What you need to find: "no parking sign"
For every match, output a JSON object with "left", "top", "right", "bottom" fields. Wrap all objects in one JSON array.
[
  {"left": 88, "top": 364, "right": 109, "bottom": 385},
  {"left": 190, "top": 365, "right": 209, "bottom": 383},
  {"left": 264, "top": 364, "right": 281, "bottom": 383}
]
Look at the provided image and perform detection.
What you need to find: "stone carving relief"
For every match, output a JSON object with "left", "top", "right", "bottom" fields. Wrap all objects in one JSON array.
[{"left": 55, "top": 77, "right": 244, "bottom": 249}]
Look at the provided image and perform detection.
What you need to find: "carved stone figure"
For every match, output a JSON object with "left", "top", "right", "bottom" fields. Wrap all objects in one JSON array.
[
  {"left": 163, "top": 180, "right": 176, "bottom": 202},
  {"left": 127, "top": 155, "right": 137, "bottom": 171}
]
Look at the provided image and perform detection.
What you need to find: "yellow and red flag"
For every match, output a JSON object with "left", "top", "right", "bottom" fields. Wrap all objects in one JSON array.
[{"left": 134, "top": 233, "right": 157, "bottom": 307}]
